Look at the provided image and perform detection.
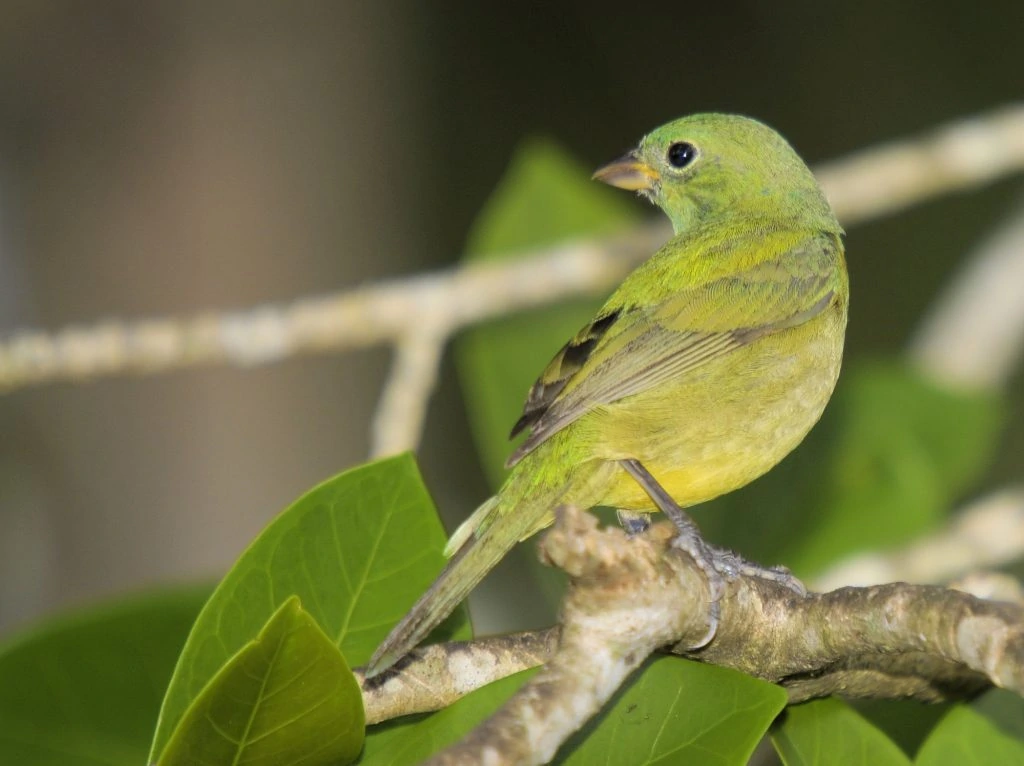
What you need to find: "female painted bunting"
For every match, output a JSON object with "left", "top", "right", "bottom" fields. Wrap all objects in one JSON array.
[{"left": 367, "top": 113, "right": 847, "bottom": 677}]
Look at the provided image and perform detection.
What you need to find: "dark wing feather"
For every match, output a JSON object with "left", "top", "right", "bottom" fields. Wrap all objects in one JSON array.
[{"left": 509, "top": 308, "right": 621, "bottom": 438}]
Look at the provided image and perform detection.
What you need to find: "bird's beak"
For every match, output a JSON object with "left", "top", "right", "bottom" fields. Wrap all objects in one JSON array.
[{"left": 592, "top": 151, "right": 659, "bottom": 191}]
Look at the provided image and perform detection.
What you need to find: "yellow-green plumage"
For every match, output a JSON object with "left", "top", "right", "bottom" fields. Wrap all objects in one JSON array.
[{"left": 367, "top": 113, "right": 847, "bottom": 677}]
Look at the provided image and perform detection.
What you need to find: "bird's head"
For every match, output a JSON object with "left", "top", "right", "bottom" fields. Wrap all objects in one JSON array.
[{"left": 593, "top": 113, "right": 840, "bottom": 235}]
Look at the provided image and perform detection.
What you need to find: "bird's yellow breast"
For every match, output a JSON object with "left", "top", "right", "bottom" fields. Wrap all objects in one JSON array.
[{"left": 573, "top": 301, "right": 845, "bottom": 511}]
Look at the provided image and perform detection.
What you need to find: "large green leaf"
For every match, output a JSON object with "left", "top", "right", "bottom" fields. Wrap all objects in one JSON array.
[
  {"left": 0, "top": 586, "right": 207, "bottom": 766},
  {"left": 772, "top": 698, "right": 911, "bottom": 766},
  {"left": 456, "top": 137, "right": 642, "bottom": 487},
  {"left": 158, "top": 597, "right": 363, "bottom": 766},
  {"left": 916, "top": 704, "right": 1024, "bottom": 765},
  {"left": 150, "top": 453, "right": 470, "bottom": 761},
  {"left": 559, "top": 657, "right": 786, "bottom": 765}
]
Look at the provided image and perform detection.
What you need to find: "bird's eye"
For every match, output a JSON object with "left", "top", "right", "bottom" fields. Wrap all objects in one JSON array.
[{"left": 667, "top": 142, "right": 697, "bottom": 169}]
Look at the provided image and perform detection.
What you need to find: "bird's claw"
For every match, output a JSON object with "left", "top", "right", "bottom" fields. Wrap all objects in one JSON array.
[
  {"left": 670, "top": 530, "right": 728, "bottom": 649},
  {"left": 671, "top": 532, "right": 807, "bottom": 650}
]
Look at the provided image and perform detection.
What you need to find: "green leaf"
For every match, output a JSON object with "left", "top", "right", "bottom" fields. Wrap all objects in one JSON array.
[
  {"left": 772, "top": 698, "right": 911, "bottom": 766},
  {"left": 559, "top": 657, "right": 787, "bottom": 765},
  {"left": 971, "top": 688, "right": 1024, "bottom": 741},
  {"left": 150, "top": 454, "right": 470, "bottom": 761},
  {"left": 158, "top": 597, "right": 363, "bottom": 766},
  {"left": 916, "top": 704, "right": 1024, "bottom": 765},
  {"left": 853, "top": 699, "right": 951, "bottom": 757},
  {"left": 358, "top": 669, "right": 535, "bottom": 764},
  {"left": 456, "top": 137, "right": 641, "bottom": 487},
  {"left": 0, "top": 586, "right": 207, "bottom": 766}
]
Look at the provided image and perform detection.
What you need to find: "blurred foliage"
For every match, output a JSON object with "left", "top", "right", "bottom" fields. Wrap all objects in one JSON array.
[
  {"left": 0, "top": 586, "right": 208, "bottom": 766},
  {"left": 0, "top": 134, "right": 1020, "bottom": 765}
]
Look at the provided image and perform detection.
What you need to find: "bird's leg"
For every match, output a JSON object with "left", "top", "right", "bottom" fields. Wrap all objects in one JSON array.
[
  {"left": 619, "top": 459, "right": 808, "bottom": 647},
  {"left": 615, "top": 509, "right": 652, "bottom": 537},
  {"left": 619, "top": 458, "right": 725, "bottom": 648},
  {"left": 618, "top": 459, "right": 707, "bottom": 541},
  {"left": 733, "top": 561, "right": 807, "bottom": 594}
]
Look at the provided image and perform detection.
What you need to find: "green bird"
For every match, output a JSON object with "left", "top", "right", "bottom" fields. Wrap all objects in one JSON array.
[{"left": 366, "top": 113, "right": 847, "bottom": 677}]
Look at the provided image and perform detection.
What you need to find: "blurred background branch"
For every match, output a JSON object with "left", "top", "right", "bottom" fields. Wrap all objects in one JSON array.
[
  {"left": 910, "top": 196, "right": 1024, "bottom": 389},
  {"left": 814, "top": 485, "right": 1024, "bottom": 591},
  {"left": 0, "top": 105, "right": 1022, "bottom": 461}
]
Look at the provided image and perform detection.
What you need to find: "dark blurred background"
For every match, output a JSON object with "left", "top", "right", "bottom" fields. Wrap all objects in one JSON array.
[{"left": 0, "top": 1, "right": 1022, "bottom": 637}]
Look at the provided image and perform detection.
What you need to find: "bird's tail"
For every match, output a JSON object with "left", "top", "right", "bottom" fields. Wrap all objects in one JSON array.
[{"left": 364, "top": 485, "right": 555, "bottom": 678}]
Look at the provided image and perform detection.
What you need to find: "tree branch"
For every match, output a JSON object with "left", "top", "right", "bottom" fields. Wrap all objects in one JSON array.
[
  {"left": 356, "top": 628, "right": 559, "bottom": 725},
  {"left": 371, "top": 327, "right": 447, "bottom": 458},
  {"left": 358, "top": 507, "right": 1024, "bottom": 764},
  {"left": 0, "top": 223, "right": 663, "bottom": 391},
  {"left": 814, "top": 104, "right": 1024, "bottom": 225}
]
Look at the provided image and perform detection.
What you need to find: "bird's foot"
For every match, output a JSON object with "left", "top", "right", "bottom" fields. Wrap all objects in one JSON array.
[
  {"left": 619, "top": 458, "right": 727, "bottom": 648},
  {"left": 668, "top": 528, "right": 728, "bottom": 649},
  {"left": 669, "top": 536, "right": 807, "bottom": 648},
  {"left": 618, "top": 458, "right": 808, "bottom": 650},
  {"left": 734, "top": 559, "right": 807, "bottom": 596},
  {"left": 615, "top": 509, "right": 652, "bottom": 537}
]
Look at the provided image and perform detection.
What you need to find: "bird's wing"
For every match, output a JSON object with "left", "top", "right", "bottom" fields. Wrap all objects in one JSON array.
[{"left": 505, "top": 233, "right": 843, "bottom": 467}]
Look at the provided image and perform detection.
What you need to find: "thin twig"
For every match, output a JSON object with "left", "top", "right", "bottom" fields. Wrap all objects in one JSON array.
[
  {"left": 813, "top": 486, "right": 1024, "bottom": 591},
  {"left": 356, "top": 629, "right": 560, "bottom": 725},
  {"left": 909, "top": 196, "right": 1024, "bottom": 389},
  {"left": 0, "top": 225, "right": 663, "bottom": 392},
  {"left": 371, "top": 327, "right": 447, "bottom": 458},
  {"left": 815, "top": 104, "right": 1024, "bottom": 225}
]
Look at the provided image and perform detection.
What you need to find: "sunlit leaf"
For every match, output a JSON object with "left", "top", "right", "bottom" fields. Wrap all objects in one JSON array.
[
  {"left": 971, "top": 687, "right": 1024, "bottom": 741},
  {"left": 0, "top": 587, "right": 207, "bottom": 766},
  {"left": 560, "top": 657, "right": 786, "bottom": 765},
  {"left": 362, "top": 657, "right": 784, "bottom": 765},
  {"left": 150, "top": 454, "right": 469, "bottom": 761},
  {"left": 916, "top": 704, "right": 1024, "bottom": 765},
  {"left": 772, "top": 697, "right": 911, "bottom": 766},
  {"left": 158, "top": 597, "right": 362, "bottom": 766}
]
